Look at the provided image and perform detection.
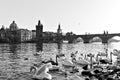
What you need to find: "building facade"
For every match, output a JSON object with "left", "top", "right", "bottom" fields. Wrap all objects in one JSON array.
[
  {"left": 0, "top": 21, "right": 33, "bottom": 43},
  {"left": 18, "top": 29, "right": 32, "bottom": 42},
  {"left": 32, "top": 30, "right": 36, "bottom": 40}
]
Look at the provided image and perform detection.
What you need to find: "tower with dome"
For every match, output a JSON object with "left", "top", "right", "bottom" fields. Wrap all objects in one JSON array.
[{"left": 9, "top": 21, "right": 18, "bottom": 31}]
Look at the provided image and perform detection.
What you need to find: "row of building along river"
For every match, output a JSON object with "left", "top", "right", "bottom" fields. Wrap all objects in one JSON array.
[{"left": 0, "top": 42, "right": 119, "bottom": 80}]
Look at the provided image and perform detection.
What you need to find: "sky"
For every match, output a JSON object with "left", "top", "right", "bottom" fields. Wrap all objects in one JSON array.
[{"left": 0, "top": 0, "right": 120, "bottom": 34}]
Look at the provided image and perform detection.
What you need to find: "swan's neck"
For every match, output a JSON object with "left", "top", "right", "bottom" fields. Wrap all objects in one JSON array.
[
  {"left": 30, "top": 66, "right": 37, "bottom": 74},
  {"left": 96, "top": 54, "right": 99, "bottom": 61},
  {"left": 56, "top": 56, "right": 58, "bottom": 64}
]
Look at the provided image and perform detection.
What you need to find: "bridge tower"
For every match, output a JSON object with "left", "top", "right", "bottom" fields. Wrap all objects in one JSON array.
[
  {"left": 101, "top": 34, "right": 109, "bottom": 43},
  {"left": 57, "top": 24, "right": 62, "bottom": 43},
  {"left": 36, "top": 20, "right": 43, "bottom": 42}
]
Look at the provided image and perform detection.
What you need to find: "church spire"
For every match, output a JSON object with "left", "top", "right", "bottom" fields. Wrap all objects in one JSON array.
[
  {"left": 38, "top": 20, "right": 41, "bottom": 26},
  {"left": 58, "top": 24, "right": 61, "bottom": 29},
  {"left": 57, "top": 24, "right": 62, "bottom": 34}
]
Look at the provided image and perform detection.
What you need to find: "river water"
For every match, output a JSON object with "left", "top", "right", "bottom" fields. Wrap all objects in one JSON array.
[{"left": 0, "top": 42, "right": 120, "bottom": 80}]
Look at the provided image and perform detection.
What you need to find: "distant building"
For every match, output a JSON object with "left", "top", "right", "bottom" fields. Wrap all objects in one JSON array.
[
  {"left": 9, "top": 21, "right": 18, "bottom": 31},
  {"left": 32, "top": 30, "right": 36, "bottom": 40},
  {"left": 0, "top": 21, "right": 34, "bottom": 43},
  {"left": 0, "top": 20, "right": 65, "bottom": 43},
  {"left": 18, "top": 29, "right": 32, "bottom": 42},
  {"left": 66, "top": 32, "right": 75, "bottom": 36},
  {"left": 43, "top": 31, "right": 57, "bottom": 37},
  {"left": 0, "top": 25, "right": 7, "bottom": 42}
]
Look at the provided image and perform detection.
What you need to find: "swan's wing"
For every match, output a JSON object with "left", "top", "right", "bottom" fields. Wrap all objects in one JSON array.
[
  {"left": 76, "top": 59, "right": 90, "bottom": 65},
  {"left": 62, "top": 60, "right": 74, "bottom": 66},
  {"left": 36, "top": 64, "right": 46, "bottom": 75}
]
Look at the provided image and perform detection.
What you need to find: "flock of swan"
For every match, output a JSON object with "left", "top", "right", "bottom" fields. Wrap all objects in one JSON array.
[{"left": 29, "top": 49, "right": 120, "bottom": 80}]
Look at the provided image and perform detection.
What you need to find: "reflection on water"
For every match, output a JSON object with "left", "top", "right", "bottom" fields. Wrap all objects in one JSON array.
[
  {"left": 36, "top": 41, "right": 43, "bottom": 52},
  {"left": 9, "top": 44, "right": 17, "bottom": 53},
  {"left": 0, "top": 42, "right": 119, "bottom": 79},
  {"left": 57, "top": 43, "right": 62, "bottom": 54}
]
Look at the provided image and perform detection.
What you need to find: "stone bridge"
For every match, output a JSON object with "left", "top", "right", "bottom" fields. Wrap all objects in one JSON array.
[{"left": 61, "top": 33, "right": 120, "bottom": 43}]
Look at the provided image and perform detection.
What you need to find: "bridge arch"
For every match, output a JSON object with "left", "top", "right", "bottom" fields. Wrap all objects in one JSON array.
[
  {"left": 89, "top": 36, "right": 102, "bottom": 43},
  {"left": 73, "top": 37, "right": 84, "bottom": 43},
  {"left": 108, "top": 36, "right": 120, "bottom": 43}
]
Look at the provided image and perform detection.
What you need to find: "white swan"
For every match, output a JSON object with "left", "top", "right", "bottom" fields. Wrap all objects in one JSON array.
[
  {"left": 62, "top": 58, "right": 75, "bottom": 68},
  {"left": 53, "top": 53, "right": 75, "bottom": 69},
  {"left": 71, "top": 57, "right": 91, "bottom": 69},
  {"left": 31, "top": 63, "right": 53, "bottom": 80},
  {"left": 58, "top": 56, "right": 76, "bottom": 78},
  {"left": 35, "top": 54, "right": 66, "bottom": 74},
  {"left": 59, "top": 53, "right": 74, "bottom": 67},
  {"left": 71, "top": 52, "right": 91, "bottom": 67}
]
